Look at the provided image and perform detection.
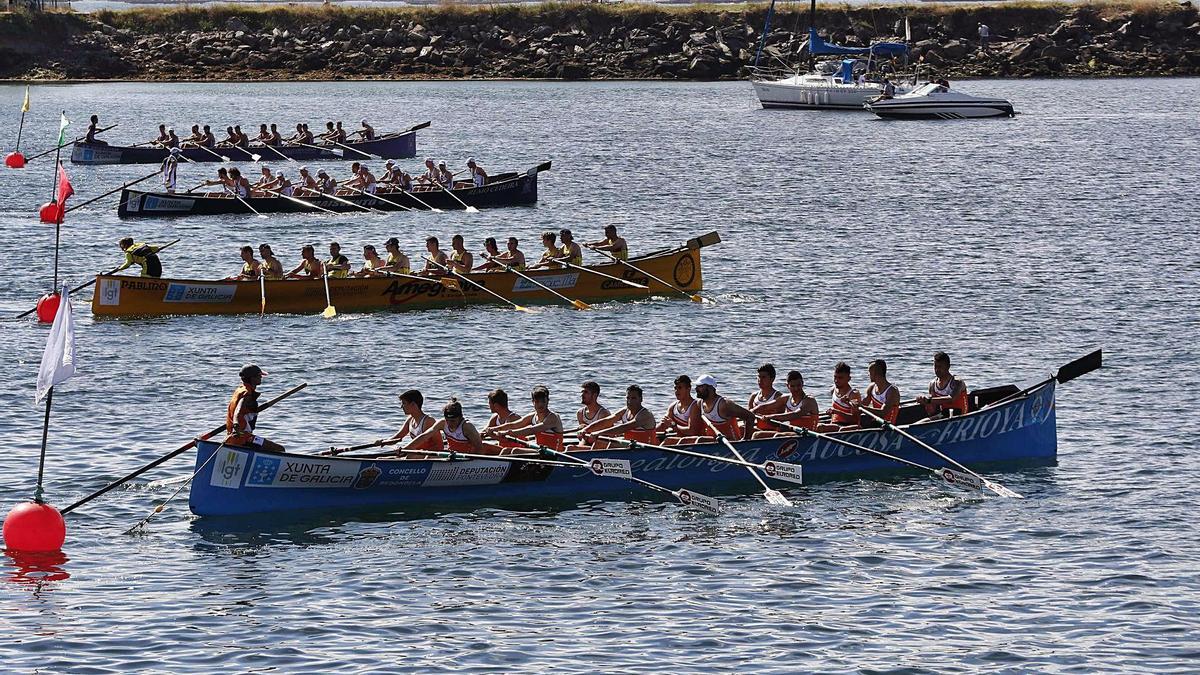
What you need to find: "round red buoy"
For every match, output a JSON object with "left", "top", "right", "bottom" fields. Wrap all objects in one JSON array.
[
  {"left": 35, "top": 292, "right": 61, "bottom": 323},
  {"left": 38, "top": 201, "right": 63, "bottom": 224},
  {"left": 2, "top": 502, "right": 66, "bottom": 553},
  {"left": 5, "top": 152, "right": 26, "bottom": 168}
]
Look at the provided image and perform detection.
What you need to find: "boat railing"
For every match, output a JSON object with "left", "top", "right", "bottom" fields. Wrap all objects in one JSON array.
[{"left": 748, "top": 64, "right": 800, "bottom": 82}]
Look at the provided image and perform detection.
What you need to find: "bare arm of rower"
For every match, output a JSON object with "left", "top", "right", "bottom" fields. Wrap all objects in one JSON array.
[
  {"left": 719, "top": 398, "right": 757, "bottom": 441},
  {"left": 485, "top": 412, "right": 535, "bottom": 438},
  {"left": 750, "top": 397, "right": 787, "bottom": 416}
]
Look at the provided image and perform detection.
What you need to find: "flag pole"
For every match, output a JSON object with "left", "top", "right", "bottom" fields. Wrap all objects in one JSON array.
[
  {"left": 35, "top": 387, "right": 53, "bottom": 504},
  {"left": 51, "top": 110, "right": 66, "bottom": 289},
  {"left": 16, "top": 87, "right": 28, "bottom": 152}
]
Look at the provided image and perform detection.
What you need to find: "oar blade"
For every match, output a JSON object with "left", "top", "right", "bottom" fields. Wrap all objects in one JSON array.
[
  {"left": 572, "top": 300, "right": 590, "bottom": 310},
  {"left": 322, "top": 305, "right": 337, "bottom": 319},
  {"left": 440, "top": 278, "right": 462, "bottom": 292},
  {"left": 761, "top": 460, "right": 803, "bottom": 485},
  {"left": 984, "top": 479, "right": 1023, "bottom": 499},
  {"left": 514, "top": 305, "right": 532, "bottom": 313},
  {"left": 763, "top": 489, "right": 793, "bottom": 506},
  {"left": 936, "top": 467, "right": 985, "bottom": 491},
  {"left": 1057, "top": 349, "right": 1102, "bottom": 384},
  {"left": 690, "top": 294, "right": 704, "bottom": 303},
  {"left": 676, "top": 488, "right": 721, "bottom": 515},
  {"left": 466, "top": 206, "right": 480, "bottom": 213}
]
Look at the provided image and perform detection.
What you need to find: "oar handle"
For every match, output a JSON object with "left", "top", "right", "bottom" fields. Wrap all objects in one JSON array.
[
  {"left": 26, "top": 134, "right": 85, "bottom": 161},
  {"left": 65, "top": 169, "right": 161, "bottom": 213}
]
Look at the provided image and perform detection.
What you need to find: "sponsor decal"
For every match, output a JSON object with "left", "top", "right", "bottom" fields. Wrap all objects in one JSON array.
[
  {"left": 144, "top": 195, "right": 196, "bottom": 212},
  {"left": 776, "top": 439, "right": 799, "bottom": 459},
  {"left": 123, "top": 279, "right": 169, "bottom": 292},
  {"left": 672, "top": 254, "right": 697, "bottom": 288},
  {"left": 421, "top": 461, "right": 510, "bottom": 487},
  {"left": 600, "top": 270, "right": 651, "bottom": 291},
  {"left": 98, "top": 278, "right": 121, "bottom": 306},
  {"left": 353, "top": 464, "right": 382, "bottom": 490},
  {"left": 589, "top": 458, "right": 632, "bottom": 478},
  {"left": 245, "top": 455, "right": 360, "bottom": 488},
  {"left": 513, "top": 273, "right": 578, "bottom": 292},
  {"left": 763, "top": 460, "right": 803, "bottom": 483},
  {"left": 382, "top": 278, "right": 447, "bottom": 304},
  {"left": 210, "top": 449, "right": 249, "bottom": 489},
  {"left": 939, "top": 468, "right": 983, "bottom": 490},
  {"left": 164, "top": 283, "right": 237, "bottom": 303}
]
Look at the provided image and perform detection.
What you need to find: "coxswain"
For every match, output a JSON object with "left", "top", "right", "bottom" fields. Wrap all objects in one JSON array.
[
  {"left": 385, "top": 389, "right": 440, "bottom": 455},
  {"left": 284, "top": 244, "right": 324, "bottom": 279},
  {"left": 466, "top": 158, "right": 488, "bottom": 188},
  {"left": 227, "top": 167, "right": 252, "bottom": 199},
  {"left": 84, "top": 114, "right": 110, "bottom": 146},
  {"left": 181, "top": 124, "right": 204, "bottom": 148},
  {"left": 295, "top": 166, "right": 319, "bottom": 195},
  {"left": 447, "top": 234, "right": 473, "bottom": 274},
  {"left": 752, "top": 370, "right": 820, "bottom": 438},
  {"left": 528, "top": 231, "right": 559, "bottom": 270},
  {"left": 485, "top": 386, "right": 564, "bottom": 451},
  {"left": 254, "top": 124, "right": 271, "bottom": 145},
  {"left": 152, "top": 124, "right": 169, "bottom": 147},
  {"left": 587, "top": 224, "right": 629, "bottom": 260},
  {"left": 747, "top": 363, "right": 783, "bottom": 433},
  {"left": 226, "top": 364, "right": 285, "bottom": 454},
  {"left": 691, "top": 374, "right": 756, "bottom": 441},
  {"left": 349, "top": 119, "right": 375, "bottom": 141},
  {"left": 160, "top": 147, "right": 180, "bottom": 194},
  {"left": 437, "top": 161, "right": 454, "bottom": 188},
  {"left": 315, "top": 169, "right": 337, "bottom": 194},
  {"left": 917, "top": 351, "right": 969, "bottom": 420},
  {"left": 574, "top": 380, "right": 610, "bottom": 432},
  {"left": 817, "top": 361, "right": 862, "bottom": 432},
  {"left": 353, "top": 244, "right": 386, "bottom": 277},
  {"left": 216, "top": 126, "right": 238, "bottom": 148},
  {"left": 380, "top": 237, "right": 412, "bottom": 275},
  {"left": 326, "top": 242, "right": 351, "bottom": 279},
  {"left": 420, "top": 236, "right": 449, "bottom": 275},
  {"left": 226, "top": 245, "right": 263, "bottom": 281},
  {"left": 406, "top": 398, "right": 494, "bottom": 457},
  {"left": 114, "top": 237, "right": 165, "bottom": 278},
  {"left": 165, "top": 128, "right": 181, "bottom": 148},
  {"left": 197, "top": 167, "right": 230, "bottom": 196},
  {"left": 268, "top": 123, "right": 283, "bottom": 146},
  {"left": 473, "top": 237, "right": 504, "bottom": 272},
  {"left": 862, "top": 359, "right": 901, "bottom": 424},
  {"left": 581, "top": 385, "right": 658, "bottom": 447},
  {"left": 258, "top": 244, "right": 284, "bottom": 280},
  {"left": 655, "top": 375, "right": 705, "bottom": 444}
]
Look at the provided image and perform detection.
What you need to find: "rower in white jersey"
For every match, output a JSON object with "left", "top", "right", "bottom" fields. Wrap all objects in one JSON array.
[
  {"left": 684, "top": 374, "right": 757, "bottom": 443},
  {"left": 861, "top": 359, "right": 901, "bottom": 424},
  {"left": 747, "top": 362, "right": 784, "bottom": 432},
  {"left": 405, "top": 398, "right": 493, "bottom": 456},
  {"left": 482, "top": 388, "right": 525, "bottom": 452},
  {"left": 574, "top": 380, "right": 610, "bottom": 431},
  {"left": 656, "top": 375, "right": 705, "bottom": 444},
  {"left": 580, "top": 385, "right": 658, "bottom": 448},
  {"left": 916, "top": 351, "right": 969, "bottom": 420},
  {"left": 466, "top": 158, "right": 488, "bottom": 187},
  {"left": 385, "top": 389, "right": 440, "bottom": 455},
  {"left": 484, "top": 386, "right": 565, "bottom": 451},
  {"left": 752, "top": 370, "right": 821, "bottom": 438}
]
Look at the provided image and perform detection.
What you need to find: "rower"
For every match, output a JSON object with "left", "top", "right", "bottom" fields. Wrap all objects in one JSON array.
[
  {"left": 160, "top": 147, "right": 180, "bottom": 194},
  {"left": 251, "top": 165, "right": 277, "bottom": 195},
  {"left": 419, "top": 157, "right": 439, "bottom": 186},
  {"left": 268, "top": 124, "right": 283, "bottom": 146},
  {"left": 447, "top": 234, "right": 473, "bottom": 274},
  {"left": 817, "top": 361, "right": 862, "bottom": 432},
  {"left": 298, "top": 123, "right": 314, "bottom": 146},
  {"left": 225, "top": 245, "right": 262, "bottom": 281},
  {"left": 114, "top": 237, "right": 165, "bottom": 278},
  {"left": 485, "top": 386, "right": 564, "bottom": 451},
  {"left": 575, "top": 380, "right": 610, "bottom": 432},
  {"left": 274, "top": 171, "right": 295, "bottom": 197},
  {"left": 379, "top": 159, "right": 399, "bottom": 185},
  {"left": 258, "top": 244, "right": 284, "bottom": 280},
  {"left": 752, "top": 370, "right": 820, "bottom": 438},
  {"left": 254, "top": 124, "right": 271, "bottom": 145},
  {"left": 483, "top": 389, "right": 524, "bottom": 450},
  {"left": 380, "top": 237, "right": 412, "bottom": 275},
  {"left": 296, "top": 166, "right": 319, "bottom": 195},
  {"left": 284, "top": 245, "right": 324, "bottom": 279},
  {"left": 227, "top": 167, "right": 252, "bottom": 199},
  {"left": 917, "top": 351, "right": 969, "bottom": 420},
  {"left": 580, "top": 385, "right": 658, "bottom": 447},
  {"left": 284, "top": 123, "right": 304, "bottom": 145},
  {"left": 587, "top": 224, "right": 629, "bottom": 260},
  {"left": 356, "top": 164, "right": 378, "bottom": 194},
  {"left": 437, "top": 161, "right": 454, "bottom": 188},
  {"left": 317, "top": 121, "right": 336, "bottom": 142},
  {"left": 693, "top": 374, "right": 756, "bottom": 441},
  {"left": 466, "top": 158, "right": 488, "bottom": 187},
  {"left": 216, "top": 126, "right": 238, "bottom": 147},
  {"left": 165, "top": 128, "right": 180, "bottom": 148},
  {"left": 497, "top": 237, "right": 526, "bottom": 271},
  {"left": 200, "top": 124, "right": 216, "bottom": 149},
  {"left": 420, "top": 236, "right": 449, "bottom": 275},
  {"left": 655, "top": 374, "right": 705, "bottom": 444},
  {"left": 85, "top": 114, "right": 108, "bottom": 146},
  {"left": 338, "top": 162, "right": 363, "bottom": 194},
  {"left": 473, "top": 237, "right": 504, "bottom": 272},
  {"left": 181, "top": 124, "right": 203, "bottom": 148},
  {"left": 233, "top": 125, "right": 250, "bottom": 148},
  {"left": 198, "top": 167, "right": 230, "bottom": 196},
  {"left": 528, "top": 231, "right": 558, "bottom": 269},
  {"left": 226, "top": 364, "right": 285, "bottom": 454},
  {"left": 316, "top": 169, "right": 336, "bottom": 194},
  {"left": 747, "top": 362, "right": 783, "bottom": 432},
  {"left": 152, "top": 124, "right": 169, "bottom": 147},
  {"left": 326, "top": 242, "right": 352, "bottom": 279},
  {"left": 396, "top": 170, "right": 414, "bottom": 192},
  {"left": 350, "top": 119, "right": 375, "bottom": 141},
  {"left": 386, "top": 389, "right": 440, "bottom": 455},
  {"left": 406, "top": 398, "right": 495, "bottom": 456},
  {"left": 862, "top": 359, "right": 901, "bottom": 424},
  {"left": 353, "top": 244, "right": 386, "bottom": 277},
  {"left": 332, "top": 121, "right": 347, "bottom": 144}
]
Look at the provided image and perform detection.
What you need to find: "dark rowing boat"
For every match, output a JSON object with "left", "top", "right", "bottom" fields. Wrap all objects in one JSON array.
[
  {"left": 70, "top": 122, "right": 427, "bottom": 165},
  {"left": 116, "top": 162, "right": 550, "bottom": 218}
]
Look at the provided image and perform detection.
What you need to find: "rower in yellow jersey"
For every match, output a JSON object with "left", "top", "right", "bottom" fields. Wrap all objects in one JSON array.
[
  {"left": 258, "top": 244, "right": 284, "bottom": 280},
  {"left": 114, "top": 237, "right": 166, "bottom": 278},
  {"left": 379, "top": 237, "right": 412, "bottom": 275},
  {"left": 587, "top": 224, "right": 629, "bottom": 260},
  {"left": 225, "top": 245, "right": 262, "bottom": 281},
  {"left": 447, "top": 234, "right": 473, "bottom": 274},
  {"left": 284, "top": 245, "right": 324, "bottom": 279},
  {"left": 325, "top": 242, "right": 351, "bottom": 279},
  {"left": 555, "top": 229, "right": 584, "bottom": 266}
]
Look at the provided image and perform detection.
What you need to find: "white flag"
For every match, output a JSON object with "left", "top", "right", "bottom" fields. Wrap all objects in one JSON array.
[{"left": 36, "top": 285, "right": 76, "bottom": 404}]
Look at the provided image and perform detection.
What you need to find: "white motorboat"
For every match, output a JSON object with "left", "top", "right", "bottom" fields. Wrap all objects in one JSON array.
[
  {"left": 752, "top": 59, "right": 912, "bottom": 111},
  {"left": 864, "top": 83, "right": 1016, "bottom": 119}
]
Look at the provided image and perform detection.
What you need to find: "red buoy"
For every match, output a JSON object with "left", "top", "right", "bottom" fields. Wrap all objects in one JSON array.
[
  {"left": 5, "top": 152, "right": 25, "bottom": 168},
  {"left": 2, "top": 502, "right": 66, "bottom": 553},
  {"left": 35, "top": 292, "right": 61, "bottom": 323},
  {"left": 38, "top": 201, "right": 63, "bottom": 224}
]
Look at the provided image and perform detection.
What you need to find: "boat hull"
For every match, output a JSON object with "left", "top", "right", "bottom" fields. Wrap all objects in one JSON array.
[
  {"left": 753, "top": 78, "right": 887, "bottom": 110},
  {"left": 70, "top": 131, "right": 418, "bottom": 165},
  {"left": 116, "top": 165, "right": 544, "bottom": 218},
  {"left": 866, "top": 100, "right": 1016, "bottom": 119},
  {"left": 90, "top": 236, "right": 712, "bottom": 318},
  {"left": 188, "top": 381, "right": 1058, "bottom": 517}
]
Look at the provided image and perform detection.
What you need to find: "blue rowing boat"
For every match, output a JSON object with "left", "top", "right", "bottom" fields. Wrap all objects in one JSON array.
[{"left": 188, "top": 379, "right": 1059, "bottom": 517}]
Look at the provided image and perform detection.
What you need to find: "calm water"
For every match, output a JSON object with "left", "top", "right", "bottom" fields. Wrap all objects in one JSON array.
[{"left": 0, "top": 79, "right": 1197, "bottom": 672}]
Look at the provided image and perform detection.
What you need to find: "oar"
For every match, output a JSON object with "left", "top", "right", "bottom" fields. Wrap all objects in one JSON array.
[
  {"left": 126, "top": 436, "right": 230, "bottom": 534},
  {"left": 328, "top": 139, "right": 380, "bottom": 160},
  {"left": 259, "top": 273, "right": 267, "bottom": 317},
  {"left": 232, "top": 192, "right": 268, "bottom": 219},
  {"left": 323, "top": 436, "right": 406, "bottom": 456},
  {"left": 304, "top": 186, "right": 379, "bottom": 213},
  {"left": 700, "top": 416, "right": 792, "bottom": 506},
  {"left": 24, "top": 126, "right": 113, "bottom": 162},
  {"left": 293, "top": 141, "right": 343, "bottom": 158},
  {"left": 14, "top": 239, "right": 181, "bottom": 319},
  {"left": 381, "top": 269, "right": 462, "bottom": 292},
  {"left": 431, "top": 180, "right": 479, "bottom": 212},
  {"left": 63, "top": 169, "right": 160, "bottom": 213},
  {"left": 501, "top": 434, "right": 721, "bottom": 515},
  {"left": 984, "top": 350, "right": 1102, "bottom": 409},
  {"left": 587, "top": 245, "right": 705, "bottom": 303},
  {"left": 254, "top": 142, "right": 297, "bottom": 163},
  {"left": 340, "top": 184, "right": 413, "bottom": 211},
  {"left": 192, "top": 144, "right": 231, "bottom": 163},
  {"left": 60, "top": 382, "right": 307, "bottom": 515},
  {"left": 596, "top": 434, "right": 803, "bottom": 484},
  {"left": 423, "top": 256, "right": 529, "bottom": 312},
  {"left": 557, "top": 260, "right": 648, "bottom": 290},
  {"left": 396, "top": 186, "right": 441, "bottom": 212},
  {"left": 763, "top": 419, "right": 988, "bottom": 494},
  {"left": 483, "top": 254, "right": 590, "bottom": 310},
  {"left": 320, "top": 272, "right": 336, "bottom": 319},
  {"left": 858, "top": 407, "right": 1023, "bottom": 499},
  {"left": 264, "top": 188, "right": 338, "bottom": 214}
]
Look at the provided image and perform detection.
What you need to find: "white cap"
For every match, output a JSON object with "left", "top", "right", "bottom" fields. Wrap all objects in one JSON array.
[
  {"left": 317, "top": 169, "right": 328, "bottom": 176},
  {"left": 466, "top": 157, "right": 476, "bottom": 164},
  {"left": 696, "top": 374, "right": 718, "bottom": 388},
  {"left": 438, "top": 161, "right": 447, "bottom": 167},
  {"left": 424, "top": 157, "right": 434, "bottom": 163},
  {"left": 299, "top": 165, "right": 308, "bottom": 172},
  {"left": 385, "top": 159, "right": 395, "bottom": 166},
  {"left": 361, "top": 118, "right": 368, "bottom": 125}
]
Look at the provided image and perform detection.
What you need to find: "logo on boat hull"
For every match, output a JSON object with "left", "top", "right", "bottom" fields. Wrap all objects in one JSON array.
[
  {"left": 776, "top": 439, "right": 799, "bottom": 459},
  {"left": 673, "top": 254, "right": 696, "bottom": 288},
  {"left": 353, "top": 464, "right": 382, "bottom": 489}
]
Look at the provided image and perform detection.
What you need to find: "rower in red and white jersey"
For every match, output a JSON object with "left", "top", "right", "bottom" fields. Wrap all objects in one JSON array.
[
  {"left": 405, "top": 399, "right": 492, "bottom": 455},
  {"left": 686, "top": 374, "right": 755, "bottom": 442},
  {"left": 295, "top": 166, "right": 319, "bottom": 195},
  {"left": 388, "top": 389, "right": 441, "bottom": 455},
  {"left": 227, "top": 167, "right": 252, "bottom": 198},
  {"left": 862, "top": 359, "right": 901, "bottom": 424},
  {"left": 747, "top": 362, "right": 784, "bottom": 431},
  {"left": 817, "top": 361, "right": 862, "bottom": 432},
  {"left": 917, "top": 351, "right": 969, "bottom": 420},
  {"left": 482, "top": 389, "right": 524, "bottom": 451},
  {"left": 580, "top": 385, "right": 658, "bottom": 447},
  {"left": 656, "top": 375, "right": 705, "bottom": 444},
  {"left": 752, "top": 370, "right": 821, "bottom": 438},
  {"left": 466, "top": 158, "right": 488, "bottom": 187},
  {"left": 484, "top": 386, "right": 564, "bottom": 451},
  {"left": 575, "top": 380, "right": 610, "bottom": 430}
]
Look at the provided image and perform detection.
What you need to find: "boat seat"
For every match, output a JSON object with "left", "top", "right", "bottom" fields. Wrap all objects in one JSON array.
[{"left": 971, "top": 385, "right": 1020, "bottom": 410}]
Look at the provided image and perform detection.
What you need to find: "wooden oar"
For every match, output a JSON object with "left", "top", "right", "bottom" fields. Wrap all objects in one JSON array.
[
  {"left": 14, "top": 239, "right": 181, "bottom": 319},
  {"left": 587, "top": 245, "right": 705, "bottom": 303},
  {"left": 483, "top": 254, "right": 589, "bottom": 310},
  {"left": 700, "top": 416, "right": 792, "bottom": 506},
  {"left": 328, "top": 139, "right": 380, "bottom": 160},
  {"left": 341, "top": 184, "right": 413, "bottom": 211},
  {"left": 501, "top": 434, "right": 721, "bottom": 515},
  {"left": 192, "top": 144, "right": 231, "bottom": 163},
  {"left": 264, "top": 188, "right": 338, "bottom": 214},
  {"left": 256, "top": 142, "right": 297, "bottom": 163},
  {"left": 400, "top": 186, "right": 442, "bottom": 212},
  {"left": 293, "top": 141, "right": 343, "bottom": 158},
  {"left": 557, "top": 260, "right": 648, "bottom": 290},
  {"left": 984, "top": 350, "right": 1102, "bottom": 409},
  {"left": 858, "top": 407, "right": 1022, "bottom": 499},
  {"left": 63, "top": 169, "right": 160, "bottom": 214},
  {"left": 431, "top": 181, "right": 479, "bottom": 212},
  {"left": 423, "top": 256, "right": 529, "bottom": 312},
  {"left": 596, "top": 434, "right": 803, "bottom": 483},
  {"left": 259, "top": 273, "right": 267, "bottom": 317},
  {"left": 320, "top": 272, "right": 337, "bottom": 319},
  {"left": 60, "top": 382, "right": 307, "bottom": 515}
]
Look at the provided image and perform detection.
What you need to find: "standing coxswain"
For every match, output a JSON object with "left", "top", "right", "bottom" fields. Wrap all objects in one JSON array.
[
  {"left": 159, "top": 147, "right": 180, "bottom": 194},
  {"left": 226, "top": 364, "right": 286, "bottom": 454},
  {"left": 114, "top": 237, "right": 166, "bottom": 278}
]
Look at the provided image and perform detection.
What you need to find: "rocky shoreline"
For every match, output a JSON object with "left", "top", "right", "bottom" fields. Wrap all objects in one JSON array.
[{"left": 1, "top": 1, "right": 1198, "bottom": 81}]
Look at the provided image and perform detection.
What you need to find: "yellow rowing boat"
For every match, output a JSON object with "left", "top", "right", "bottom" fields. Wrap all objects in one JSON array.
[{"left": 90, "top": 233, "right": 718, "bottom": 318}]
